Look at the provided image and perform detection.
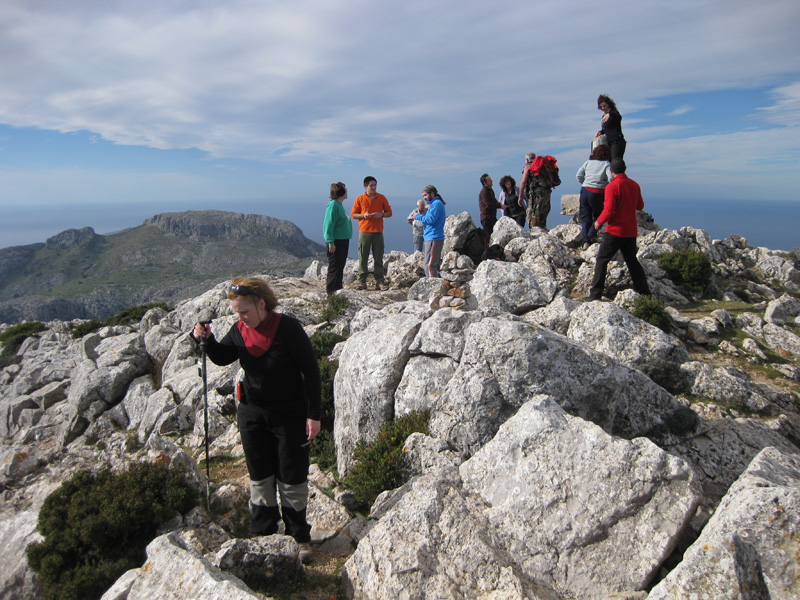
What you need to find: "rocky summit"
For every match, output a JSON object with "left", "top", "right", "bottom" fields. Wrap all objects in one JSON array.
[{"left": 1, "top": 212, "right": 799, "bottom": 600}]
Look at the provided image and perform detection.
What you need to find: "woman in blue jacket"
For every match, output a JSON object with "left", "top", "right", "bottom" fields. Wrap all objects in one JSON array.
[{"left": 415, "top": 185, "right": 446, "bottom": 278}]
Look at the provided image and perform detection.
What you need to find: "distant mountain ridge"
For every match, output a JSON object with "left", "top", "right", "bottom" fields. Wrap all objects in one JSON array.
[{"left": 0, "top": 210, "right": 324, "bottom": 323}]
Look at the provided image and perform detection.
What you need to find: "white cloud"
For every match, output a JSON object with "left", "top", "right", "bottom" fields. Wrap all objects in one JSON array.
[
  {"left": 758, "top": 82, "right": 800, "bottom": 126},
  {"left": 667, "top": 105, "right": 695, "bottom": 117},
  {"left": 0, "top": 0, "right": 799, "bottom": 189}
]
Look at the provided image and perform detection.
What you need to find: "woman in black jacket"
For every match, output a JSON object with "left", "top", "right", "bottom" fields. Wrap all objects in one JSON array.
[
  {"left": 193, "top": 276, "right": 320, "bottom": 563},
  {"left": 596, "top": 94, "right": 626, "bottom": 160}
]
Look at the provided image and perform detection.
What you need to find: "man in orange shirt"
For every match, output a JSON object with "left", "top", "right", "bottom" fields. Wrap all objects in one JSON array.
[{"left": 351, "top": 176, "right": 393, "bottom": 290}]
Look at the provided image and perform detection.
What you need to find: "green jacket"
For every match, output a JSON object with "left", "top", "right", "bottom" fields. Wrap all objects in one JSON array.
[{"left": 323, "top": 200, "right": 353, "bottom": 244}]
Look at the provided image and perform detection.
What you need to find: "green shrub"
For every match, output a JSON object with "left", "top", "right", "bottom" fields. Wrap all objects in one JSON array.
[
  {"left": 630, "top": 295, "right": 672, "bottom": 333},
  {"left": 70, "top": 303, "right": 169, "bottom": 339},
  {"left": 317, "top": 356, "right": 338, "bottom": 430},
  {"left": 26, "top": 462, "right": 197, "bottom": 600},
  {"left": 104, "top": 303, "right": 169, "bottom": 327},
  {"left": 310, "top": 429, "right": 337, "bottom": 472},
  {"left": 343, "top": 411, "right": 430, "bottom": 513},
  {"left": 309, "top": 330, "right": 345, "bottom": 359},
  {"left": 71, "top": 320, "right": 103, "bottom": 339},
  {"left": 0, "top": 321, "right": 46, "bottom": 357},
  {"left": 320, "top": 294, "right": 349, "bottom": 322},
  {"left": 658, "top": 248, "right": 712, "bottom": 294}
]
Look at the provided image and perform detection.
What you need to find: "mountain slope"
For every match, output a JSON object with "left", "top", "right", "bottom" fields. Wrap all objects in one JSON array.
[{"left": 0, "top": 210, "right": 324, "bottom": 323}]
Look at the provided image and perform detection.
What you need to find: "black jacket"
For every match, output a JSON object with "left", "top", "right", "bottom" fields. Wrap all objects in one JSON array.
[{"left": 202, "top": 315, "right": 321, "bottom": 420}]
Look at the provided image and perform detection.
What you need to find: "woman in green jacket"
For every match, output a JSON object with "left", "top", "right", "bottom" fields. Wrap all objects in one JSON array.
[{"left": 322, "top": 182, "right": 353, "bottom": 295}]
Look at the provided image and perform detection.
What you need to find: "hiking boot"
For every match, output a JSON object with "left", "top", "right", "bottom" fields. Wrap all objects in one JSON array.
[
  {"left": 356, "top": 281, "right": 367, "bottom": 290},
  {"left": 376, "top": 281, "right": 389, "bottom": 291},
  {"left": 581, "top": 242, "right": 591, "bottom": 251},
  {"left": 298, "top": 542, "right": 313, "bottom": 564}
]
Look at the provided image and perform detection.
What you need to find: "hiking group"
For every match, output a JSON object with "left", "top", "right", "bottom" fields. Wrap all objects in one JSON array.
[{"left": 323, "top": 94, "right": 647, "bottom": 302}]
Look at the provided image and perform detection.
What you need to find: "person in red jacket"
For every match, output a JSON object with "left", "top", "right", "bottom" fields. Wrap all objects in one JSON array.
[{"left": 585, "top": 158, "right": 650, "bottom": 300}]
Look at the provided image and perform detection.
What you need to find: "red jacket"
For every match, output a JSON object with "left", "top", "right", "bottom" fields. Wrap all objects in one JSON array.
[{"left": 596, "top": 173, "right": 643, "bottom": 238}]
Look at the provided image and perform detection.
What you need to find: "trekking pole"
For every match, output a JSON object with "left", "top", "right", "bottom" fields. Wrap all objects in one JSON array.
[{"left": 198, "top": 321, "right": 212, "bottom": 510}]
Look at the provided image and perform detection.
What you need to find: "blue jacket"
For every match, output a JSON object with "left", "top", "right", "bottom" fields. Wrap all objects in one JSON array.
[{"left": 417, "top": 196, "right": 445, "bottom": 241}]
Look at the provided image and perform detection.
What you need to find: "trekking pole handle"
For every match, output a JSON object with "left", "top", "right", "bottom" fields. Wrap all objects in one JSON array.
[{"left": 198, "top": 320, "right": 212, "bottom": 348}]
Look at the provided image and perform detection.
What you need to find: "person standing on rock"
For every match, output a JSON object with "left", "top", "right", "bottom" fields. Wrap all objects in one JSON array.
[
  {"left": 576, "top": 144, "right": 613, "bottom": 250},
  {"left": 479, "top": 174, "right": 505, "bottom": 239},
  {"left": 596, "top": 94, "right": 626, "bottom": 160},
  {"left": 351, "top": 176, "right": 392, "bottom": 290},
  {"left": 407, "top": 198, "right": 428, "bottom": 253},
  {"left": 499, "top": 175, "right": 525, "bottom": 228},
  {"left": 585, "top": 159, "right": 650, "bottom": 301},
  {"left": 192, "top": 277, "right": 320, "bottom": 564},
  {"left": 415, "top": 185, "right": 446, "bottom": 278},
  {"left": 519, "top": 152, "right": 558, "bottom": 230},
  {"left": 322, "top": 182, "right": 353, "bottom": 296}
]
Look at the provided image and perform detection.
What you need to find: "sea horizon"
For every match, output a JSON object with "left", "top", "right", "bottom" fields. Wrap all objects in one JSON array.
[{"left": 1, "top": 196, "right": 797, "bottom": 262}]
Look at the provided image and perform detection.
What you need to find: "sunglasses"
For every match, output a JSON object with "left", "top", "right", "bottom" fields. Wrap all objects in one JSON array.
[{"left": 229, "top": 284, "right": 259, "bottom": 298}]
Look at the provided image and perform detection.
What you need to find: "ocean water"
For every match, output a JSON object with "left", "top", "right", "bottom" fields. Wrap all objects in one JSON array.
[{"left": 1, "top": 197, "right": 797, "bottom": 260}]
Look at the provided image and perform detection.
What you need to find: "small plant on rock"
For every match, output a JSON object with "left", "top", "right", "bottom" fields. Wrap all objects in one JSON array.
[
  {"left": 658, "top": 248, "right": 712, "bottom": 294},
  {"left": 344, "top": 410, "right": 430, "bottom": 513},
  {"left": 0, "top": 321, "right": 47, "bottom": 357},
  {"left": 630, "top": 295, "right": 672, "bottom": 333},
  {"left": 320, "top": 294, "right": 349, "bottom": 322}
]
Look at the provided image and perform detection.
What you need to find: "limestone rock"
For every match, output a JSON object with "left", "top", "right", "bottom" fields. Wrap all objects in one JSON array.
[
  {"left": 460, "top": 397, "right": 699, "bottom": 599},
  {"left": 470, "top": 260, "right": 558, "bottom": 314},
  {"left": 648, "top": 447, "right": 800, "bottom": 600},
  {"left": 211, "top": 535, "right": 303, "bottom": 590},
  {"left": 101, "top": 532, "right": 260, "bottom": 600},
  {"left": 334, "top": 311, "right": 424, "bottom": 476},
  {"left": 567, "top": 302, "right": 689, "bottom": 390}
]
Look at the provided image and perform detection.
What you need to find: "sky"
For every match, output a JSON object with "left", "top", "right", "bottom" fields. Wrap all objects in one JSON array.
[{"left": 1, "top": 0, "right": 799, "bottom": 251}]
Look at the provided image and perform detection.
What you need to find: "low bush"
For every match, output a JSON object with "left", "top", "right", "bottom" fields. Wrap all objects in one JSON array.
[
  {"left": 0, "top": 321, "right": 47, "bottom": 357},
  {"left": 26, "top": 462, "right": 197, "bottom": 600},
  {"left": 71, "top": 303, "right": 170, "bottom": 339},
  {"left": 71, "top": 320, "right": 103, "bottom": 339},
  {"left": 309, "top": 330, "right": 345, "bottom": 359},
  {"left": 343, "top": 411, "right": 430, "bottom": 513},
  {"left": 310, "top": 429, "right": 337, "bottom": 472},
  {"left": 105, "top": 303, "right": 169, "bottom": 327},
  {"left": 320, "top": 294, "right": 349, "bottom": 322},
  {"left": 658, "top": 248, "right": 712, "bottom": 294},
  {"left": 630, "top": 295, "right": 672, "bottom": 333}
]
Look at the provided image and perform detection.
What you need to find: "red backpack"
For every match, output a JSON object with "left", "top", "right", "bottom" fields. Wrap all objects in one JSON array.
[{"left": 530, "top": 155, "right": 561, "bottom": 188}]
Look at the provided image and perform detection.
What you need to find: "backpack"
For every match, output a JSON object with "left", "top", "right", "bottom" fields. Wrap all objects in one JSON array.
[{"left": 530, "top": 155, "right": 561, "bottom": 189}]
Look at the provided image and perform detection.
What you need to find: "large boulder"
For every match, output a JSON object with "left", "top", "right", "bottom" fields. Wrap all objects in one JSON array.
[
  {"left": 334, "top": 310, "right": 425, "bottom": 476},
  {"left": 648, "top": 447, "right": 800, "bottom": 600},
  {"left": 343, "top": 397, "right": 700, "bottom": 600},
  {"left": 567, "top": 302, "right": 690, "bottom": 390},
  {"left": 429, "top": 316, "right": 694, "bottom": 457},
  {"left": 470, "top": 261, "right": 558, "bottom": 314},
  {"left": 460, "top": 397, "right": 699, "bottom": 599}
]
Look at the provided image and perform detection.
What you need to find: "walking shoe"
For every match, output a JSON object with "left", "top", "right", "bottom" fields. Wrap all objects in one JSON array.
[
  {"left": 581, "top": 242, "right": 591, "bottom": 250},
  {"left": 356, "top": 281, "right": 367, "bottom": 290},
  {"left": 298, "top": 542, "right": 313, "bottom": 564},
  {"left": 376, "top": 281, "right": 389, "bottom": 291}
]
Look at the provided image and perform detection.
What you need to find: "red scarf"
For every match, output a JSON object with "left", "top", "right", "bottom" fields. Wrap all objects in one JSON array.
[{"left": 237, "top": 311, "right": 282, "bottom": 357}]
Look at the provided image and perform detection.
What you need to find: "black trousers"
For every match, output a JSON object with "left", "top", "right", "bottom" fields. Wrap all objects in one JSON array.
[
  {"left": 326, "top": 238, "right": 349, "bottom": 295},
  {"left": 588, "top": 233, "right": 650, "bottom": 299},
  {"left": 238, "top": 402, "right": 311, "bottom": 541}
]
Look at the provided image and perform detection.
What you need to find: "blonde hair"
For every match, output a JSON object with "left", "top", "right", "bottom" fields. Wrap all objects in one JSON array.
[{"left": 227, "top": 276, "right": 279, "bottom": 311}]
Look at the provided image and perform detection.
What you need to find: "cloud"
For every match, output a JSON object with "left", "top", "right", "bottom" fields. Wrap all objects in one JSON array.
[
  {"left": 758, "top": 82, "right": 800, "bottom": 126},
  {"left": 667, "top": 105, "right": 696, "bottom": 117},
  {"left": 0, "top": 0, "right": 799, "bottom": 184}
]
